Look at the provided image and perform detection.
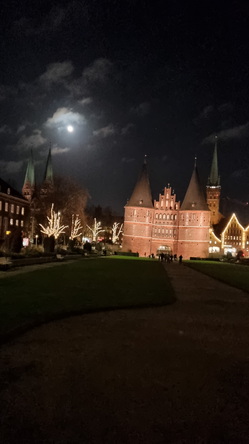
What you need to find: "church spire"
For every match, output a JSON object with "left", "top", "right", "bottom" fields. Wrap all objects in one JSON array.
[
  {"left": 23, "top": 149, "right": 35, "bottom": 187},
  {"left": 181, "top": 159, "right": 209, "bottom": 210},
  {"left": 126, "top": 155, "right": 153, "bottom": 207},
  {"left": 43, "top": 145, "right": 53, "bottom": 184},
  {"left": 22, "top": 150, "right": 35, "bottom": 201},
  {"left": 207, "top": 135, "right": 220, "bottom": 186}
]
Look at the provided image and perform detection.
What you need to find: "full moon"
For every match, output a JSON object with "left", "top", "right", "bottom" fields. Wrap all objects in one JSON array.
[{"left": 67, "top": 125, "right": 74, "bottom": 133}]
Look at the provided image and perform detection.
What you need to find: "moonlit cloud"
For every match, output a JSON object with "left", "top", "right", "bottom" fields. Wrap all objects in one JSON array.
[
  {"left": 93, "top": 124, "right": 116, "bottom": 138},
  {"left": 203, "top": 122, "right": 249, "bottom": 143},
  {"left": 78, "top": 97, "right": 93, "bottom": 106},
  {"left": 45, "top": 107, "right": 85, "bottom": 128},
  {"left": 16, "top": 124, "right": 26, "bottom": 134},
  {"left": 51, "top": 145, "right": 70, "bottom": 155},
  {"left": 67, "top": 58, "right": 113, "bottom": 97},
  {"left": 39, "top": 61, "right": 74, "bottom": 85},
  {"left": 16, "top": 129, "right": 47, "bottom": 150}
]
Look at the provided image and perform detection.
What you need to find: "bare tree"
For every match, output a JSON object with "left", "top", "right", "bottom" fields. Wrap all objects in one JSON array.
[
  {"left": 86, "top": 218, "right": 104, "bottom": 242},
  {"left": 39, "top": 203, "right": 68, "bottom": 239},
  {"left": 70, "top": 214, "right": 83, "bottom": 240},
  {"left": 37, "top": 176, "right": 88, "bottom": 233},
  {"left": 112, "top": 222, "right": 123, "bottom": 243}
]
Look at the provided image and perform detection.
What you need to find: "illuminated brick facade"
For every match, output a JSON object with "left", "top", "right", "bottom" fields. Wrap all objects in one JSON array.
[{"left": 123, "top": 159, "right": 210, "bottom": 259}]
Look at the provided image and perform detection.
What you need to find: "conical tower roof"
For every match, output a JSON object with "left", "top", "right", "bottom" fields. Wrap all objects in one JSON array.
[
  {"left": 23, "top": 150, "right": 35, "bottom": 187},
  {"left": 44, "top": 147, "right": 53, "bottom": 184},
  {"left": 207, "top": 136, "right": 220, "bottom": 186},
  {"left": 126, "top": 156, "right": 153, "bottom": 208},
  {"left": 181, "top": 159, "right": 209, "bottom": 211}
]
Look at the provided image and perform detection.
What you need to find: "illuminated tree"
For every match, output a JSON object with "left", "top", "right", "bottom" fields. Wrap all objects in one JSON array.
[
  {"left": 38, "top": 175, "right": 88, "bottom": 230},
  {"left": 70, "top": 214, "right": 83, "bottom": 240},
  {"left": 39, "top": 203, "right": 68, "bottom": 239},
  {"left": 112, "top": 222, "right": 123, "bottom": 243},
  {"left": 86, "top": 218, "right": 104, "bottom": 242}
]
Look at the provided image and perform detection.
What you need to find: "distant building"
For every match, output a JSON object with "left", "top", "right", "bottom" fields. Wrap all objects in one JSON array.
[
  {"left": 22, "top": 147, "right": 54, "bottom": 240},
  {"left": 123, "top": 156, "right": 210, "bottom": 259},
  {"left": 0, "top": 177, "right": 29, "bottom": 246},
  {"left": 122, "top": 141, "right": 249, "bottom": 259}
]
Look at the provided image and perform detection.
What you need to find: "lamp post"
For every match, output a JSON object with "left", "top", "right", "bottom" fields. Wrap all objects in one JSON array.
[
  {"left": 35, "top": 234, "right": 38, "bottom": 246},
  {"left": 5, "top": 230, "right": 11, "bottom": 256}
]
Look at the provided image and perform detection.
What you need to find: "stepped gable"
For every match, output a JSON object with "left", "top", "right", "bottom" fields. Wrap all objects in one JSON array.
[
  {"left": 207, "top": 135, "right": 220, "bottom": 186},
  {"left": 126, "top": 156, "right": 153, "bottom": 208},
  {"left": 181, "top": 160, "right": 209, "bottom": 211}
]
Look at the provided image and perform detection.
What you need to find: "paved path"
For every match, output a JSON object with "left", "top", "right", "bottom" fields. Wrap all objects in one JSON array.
[{"left": 1, "top": 262, "right": 249, "bottom": 443}]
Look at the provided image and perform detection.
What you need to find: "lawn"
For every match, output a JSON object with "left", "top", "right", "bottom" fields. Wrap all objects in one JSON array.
[
  {"left": 0, "top": 257, "right": 175, "bottom": 341},
  {"left": 185, "top": 260, "right": 249, "bottom": 293}
]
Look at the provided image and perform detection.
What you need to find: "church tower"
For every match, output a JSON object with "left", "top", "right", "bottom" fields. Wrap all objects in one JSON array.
[
  {"left": 22, "top": 150, "right": 35, "bottom": 201},
  {"left": 206, "top": 136, "right": 222, "bottom": 225},
  {"left": 178, "top": 159, "right": 210, "bottom": 258},
  {"left": 122, "top": 156, "right": 153, "bottom": 256},
  {"left": 40, "top": 147, "right": 54, "bottom": 196}
]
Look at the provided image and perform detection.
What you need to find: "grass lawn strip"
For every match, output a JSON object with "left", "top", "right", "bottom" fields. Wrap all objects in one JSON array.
[
  {"left": 0, "top": 257, "right": 175, "bottom": 340},
  {"left": 185, "top": 260, "right": 249, "bottom": 293}
]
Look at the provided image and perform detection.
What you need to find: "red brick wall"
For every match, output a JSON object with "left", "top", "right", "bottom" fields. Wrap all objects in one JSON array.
[
  {"left": 122, "top": 206, "right": 153, "bottom": 256},
  {"left": 123, "top": 206, "right": 211, "bottom": 258},
  {"left": 178, "top": 210, "right": 210, "bottom": 258}
]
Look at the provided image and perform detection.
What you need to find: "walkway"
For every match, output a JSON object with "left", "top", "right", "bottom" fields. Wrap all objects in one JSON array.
[{"left": 1, "top": 262, "right": 249, "bottom": 443}]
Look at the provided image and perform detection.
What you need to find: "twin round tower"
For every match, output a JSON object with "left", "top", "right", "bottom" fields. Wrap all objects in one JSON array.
[{"left": 122, "top": 141, "right": 221, "bottom": 259}]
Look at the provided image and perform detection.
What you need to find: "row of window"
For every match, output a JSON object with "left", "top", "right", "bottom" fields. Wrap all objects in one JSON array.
[
  {"left": 0, "top": 217, "right": 24, "bottom": 231},
  {"left": 10, "top": 219, "right": 24, "bottom": 227},
  {"left": 155, "top": 214, "right": 177, "bottom": 220},
  {"left": 0, "top": 201, "right": 25, "bottom": 215},
  {"left": 155, "top": 203, "right": 178, "bottom": 210},
  {"left": 225, "top": 236, "right": 242, "bottom": 241},
  {"left": 154, "top": 228, "right": 177, "bottom": 235},
  {"left": 226, "top": 230, "right": 242, "bottom": 235}
]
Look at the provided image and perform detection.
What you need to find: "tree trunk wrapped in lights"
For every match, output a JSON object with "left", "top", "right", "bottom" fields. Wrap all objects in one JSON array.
[
  {"left": 112, "top": 222, "right": 123, "bottom": 243},
  {"left": 86, "top": 218, "right": 104, "bottom": 242},
  {"left": 70, "top": 214, "right": 83, "bottom": 240},
  {"left": 39, "top": 203, "right": 68, "bottom": 239}
]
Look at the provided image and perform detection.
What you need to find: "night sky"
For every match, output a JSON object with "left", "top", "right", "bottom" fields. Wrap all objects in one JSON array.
[{"left": 1, "top": 1, "right": 249, "bottom": 215}]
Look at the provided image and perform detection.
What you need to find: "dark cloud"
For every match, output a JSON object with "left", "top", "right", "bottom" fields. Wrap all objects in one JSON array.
[
  {"left": 39, "top": 61, "right": 74, "bottom": 85},
  {"left": 121, "top": 157, "right": 135, "bottom": 163},
  {"left": 121, "top": 123, "right": 135, "bottom": 136},
  {"left": 0, "top": 124, "right": 12, "bottom": 134},
  {"left": 131, "top": 102, "right": 151, "bottom": 117},
  {"left": 203, "top": 122, "right": 249, "bottom": 144},
  {"left": 16, "top": 129, "right": 47, "bottom": 151},
  {"left": 93, "top": 124, "right": 116, "bottom": 138},
  {"left": 218, "top": 102, "right": 233, "bottom": 114},
  {"left": 0, "top": 160, "right": 23, "bottom": 174}
]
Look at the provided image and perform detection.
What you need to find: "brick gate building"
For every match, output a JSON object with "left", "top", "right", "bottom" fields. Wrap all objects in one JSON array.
[{"left": 122, "top": 156, "right": 211, "bottom": 259}]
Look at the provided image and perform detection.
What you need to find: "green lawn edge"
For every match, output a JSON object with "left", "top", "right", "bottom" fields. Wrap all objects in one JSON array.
[
  {"left": 184, "top": 260, "right": 249, "bottom": 294},
  {"left": 0, "top": 257, "right": 176, "bottom": 344}
]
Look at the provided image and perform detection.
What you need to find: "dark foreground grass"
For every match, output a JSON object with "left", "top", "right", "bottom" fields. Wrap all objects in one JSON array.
[
  {"left": 185, "top": 260, "right": 249, "bottom": 293},
  {"left": 0, "top": 257, "right": 175, "bottom": 340}
]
